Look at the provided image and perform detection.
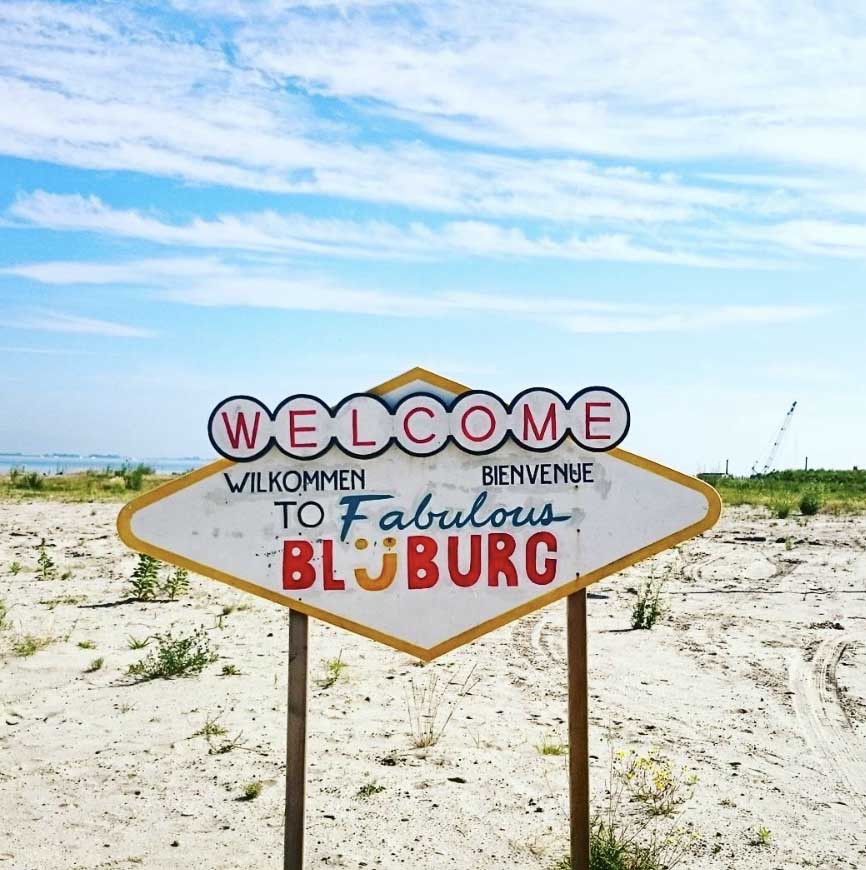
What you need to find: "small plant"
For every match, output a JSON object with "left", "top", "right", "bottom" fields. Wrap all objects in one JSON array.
[
  {"left": 10, "top": 468, "right": 43, "bottom": 490},
  {"left": 127, "top": 635, "right": 150, "bottom": 650},
  {"left": 162, "top": 567, "right": 189, "bottom": 601},
  {"left": 772, "top": 499, "right": 791, "bottom": 519},
  {"left": 193, "top": 713, "right": 228, "bottom": 741},
  {"left": 406, "top": 664, "right": 479, "bottom": 748},
  {"left": 799, "top": 490, "right": 821, "bottom": 516},
  {"left": 77, "top": 639, "right": 96, "bottom": 649},
  {"left": 0, "top": 598, "right": 8, "bottom": 631},
  {"left": 122, "top": 463, "right": 152, "bottom": 491},
  {"left": 129, "top": 554, "right": 161, "bottom": 601},
  {"left": 537, "top": 736, "right": 568, "bottom": 756},
  {"left": 631, "top": 577, "right": 664, "bottom": 630},
  {"left": 753, "top": 826, "right": 772, "bottom": 847},
  {"left": 355, "top": 780, "right": 385, "bottom": 800},
  {"left": 127, "top": 627, "right": 217, "bottom": 681},
  {"left": 784, "top": 536, "right": 794, "bottom": 551},
  {"left": 240, "top": 781, "right": 262, "bottom": 801},
  {"left": 13, "top": 634, "right": 54, "bottom": 657},
  {"left": 36, "top": 539, "right": 57, "bottom": 581},
  {"left": 9, "top": 561, "right": 22, "bottom": 575},
  {"left": 316, "top": 653, "right": 347, "bottom": 689},
  {"left": 220, "top": 663, "right": 241, "bottom": 676},
  {"left": 615, "top": 749, "right": 696, "bottom": 816},
  {"left": 209, "top": 732, "right": 247, "bottom": 755},
  {"left": 85, "top": 657, "right": 105, "bottom": 673}
]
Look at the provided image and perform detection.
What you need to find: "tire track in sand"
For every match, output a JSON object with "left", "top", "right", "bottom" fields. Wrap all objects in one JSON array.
[{"left": 789, "top": 634, "right": 866, "bottom": 818}]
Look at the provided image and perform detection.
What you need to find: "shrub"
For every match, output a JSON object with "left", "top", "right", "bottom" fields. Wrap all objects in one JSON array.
[
  {"left": 631, "top": 578, "right": 664, "bottom": 630},
  {"left": 240, "top": 781, "right": 262, "bottom": 801},
  {"left": 36, "top": 539, "right": 57, "bottom": 581},
  {"left": 799, "top": 490, "right": 821, "bottom": 516},
  {"left": 10, "top": 467, "right": 43, "bottom": 490},
  {"left": 615, "top": 750, "right": 696, "bottom": 816},
  {"left": 162, "top": 567, "right": 189, "bottom": 600},
  {"left": 772, "top": 500, "right": 791, "bottom": 519},
  {"left": 127, "top": 627, "right": 217, "bottom": 680},
  {"left": 129, "top": 554, "right": 161, "bottom": 600},
  {"left": 122, "top": 464, "right": 153, "bottom": 491}
]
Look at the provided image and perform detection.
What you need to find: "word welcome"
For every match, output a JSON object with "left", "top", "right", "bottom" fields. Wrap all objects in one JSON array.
[{"left": 209, "top": 386, "right": 629, "bottom": 461}]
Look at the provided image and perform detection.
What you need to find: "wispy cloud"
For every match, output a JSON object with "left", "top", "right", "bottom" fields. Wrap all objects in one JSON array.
[
  {"left": 3, "top": 254, "right": 827, "bottom": 333},
  {"left": 1, "top": 0, "right": 854, "bottom": 235},
  {"left": 6, "top": 190, "right": 770, "bottom": 268},
  {"left": 0, "top": 309, "right": 155, "bottom": 338}
]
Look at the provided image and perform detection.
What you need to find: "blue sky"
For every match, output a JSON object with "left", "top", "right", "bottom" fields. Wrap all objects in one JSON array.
[{"left": 0, "top": 0, "right": 864, "bottom": 473}]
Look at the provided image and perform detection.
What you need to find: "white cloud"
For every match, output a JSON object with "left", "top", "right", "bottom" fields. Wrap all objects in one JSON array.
[
  {"left": 0, "top": 309, "right": 156, "bottom": 338},
  {"left": 3, "top": 253, "right": 827, "bottom": 332},
  {"left": 0, "top": 0, "right": 840, "bottom": 233},
  {"left": 6, "top": 190, "right": 767, "bottom": 268}
]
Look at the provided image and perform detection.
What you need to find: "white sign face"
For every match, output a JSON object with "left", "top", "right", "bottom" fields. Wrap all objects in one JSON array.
[{"left": 118, "top": 369, "right": 720, "bottom": 660}]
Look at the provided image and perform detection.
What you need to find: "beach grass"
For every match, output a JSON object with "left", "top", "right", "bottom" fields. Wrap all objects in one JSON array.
[{"left": 0, "top": 467, "right": 179, "bottom": 503}]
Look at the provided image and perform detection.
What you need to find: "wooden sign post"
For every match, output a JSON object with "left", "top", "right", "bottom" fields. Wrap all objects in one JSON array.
[{"left": 117, "top": 367, "right": 720, "bottom": 870}]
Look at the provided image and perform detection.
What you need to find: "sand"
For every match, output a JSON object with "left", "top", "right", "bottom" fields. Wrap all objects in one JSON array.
[{"left": 1, "top": 502, "right": 864, "bottom": 870}]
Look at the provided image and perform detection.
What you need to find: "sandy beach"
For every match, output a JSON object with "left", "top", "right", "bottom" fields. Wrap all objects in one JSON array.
[{"left": 1, "top": 501, "right": 864, "bottom": 870}]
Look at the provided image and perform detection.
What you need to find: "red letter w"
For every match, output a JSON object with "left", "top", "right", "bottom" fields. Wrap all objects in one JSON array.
[{"left": 221, "top": 411, "right": 261, "bottom": 450}]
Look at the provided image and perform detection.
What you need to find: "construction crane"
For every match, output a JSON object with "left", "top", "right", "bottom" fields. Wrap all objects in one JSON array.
[{"left": 751, "top": 401, "right": 797, "bottom": 476}]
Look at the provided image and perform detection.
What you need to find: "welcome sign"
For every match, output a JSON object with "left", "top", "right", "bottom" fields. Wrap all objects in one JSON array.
[{"left": 118, "top": 368, "right": 720, "bottom": 660}]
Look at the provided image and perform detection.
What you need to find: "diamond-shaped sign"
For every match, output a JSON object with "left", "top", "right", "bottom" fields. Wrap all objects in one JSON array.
[{"left": 117, "top": 368, "right": 720, "bottom": 660}]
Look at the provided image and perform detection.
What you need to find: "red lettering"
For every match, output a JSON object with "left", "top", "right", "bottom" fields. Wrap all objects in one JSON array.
[
  {"left": 585, "top": 401, "right": 612, "bottom": 440},
  {"left": 352, "top": 408, "right": 376, "bottom": 447},
  {"left": 403, "top": 406, "right": 435, "bottom": 444},
  {"left": 460, "top": 405, "right": 496, "bottom": 443},
  {"left": 288, "top": 409, "right": 317, "bottom": 448},
  {"left": 487, "top": 533, "right": 518, "bottom": 586},
  {"left": 526, "top": 532, "right": 557, "bottom": 584},
  {"left": 407, "top": 535, "right": 439, "bottom": 589},
  {"left": 322, "top": 539, "right": 344, "bottom": 590},
  {"left": 221, "top": 410, "right": 261, "bottom": 450},
  {"left": 447, "top": 535, "right": 482, "bottom": 587},
  {"left": 282, "top": 540, "right": 316, "bottom": 590},
  {"left": 522, "top": 402, "right": 557, "bottom": 443}
]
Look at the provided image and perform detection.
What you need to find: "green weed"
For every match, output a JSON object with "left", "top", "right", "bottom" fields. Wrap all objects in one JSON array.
[
  {"left": 9, "top": 561, "right": 22, "bottom": 575},
  {"left": 127, "top": 627, "right": 217, "bottom": 681},
  {"left": 355, "top": 780, "right": 385, "bottom": 800},
  {"left": 220, "top": 663, "right": 241, "bottom": 676},
  {"left": 85, "top": 657, "right": 105, "bottom": 673},
  {"left": 77, "top": 639, "right": 96, "bottom": 649},
  {"left": 13, "top": 634, "right": 54, "bottom": 657},
  {"left": 537, "top": 736, "right": 568, "bottom": 756},
  {"left": 127, "top": 635, "right": 150, "bottom": 650},
  {"left": 240, "top": 781, "right": 262, "bottom": 801},
  {"left": 129, "top": 554, "right": 160, "bottom": 601},
  {"left": 36, "top": 539, "right": 57, "bottom": 581},
  {"left": 162, "top": 567, "right": 189, "bottom": 600},
  {"left": 631, "top": 578, "right": 664, "bottom": 630},
  {"left": 752, "top": 827, "right": 772, "bottom": 847},
  {"left": 315, "top": 653, "right": 348, "bottom": 689}
]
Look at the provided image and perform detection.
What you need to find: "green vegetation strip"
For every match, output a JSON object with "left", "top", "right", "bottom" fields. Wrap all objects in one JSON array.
[{"left": 701, "top": 469, "right": 866, "bottom": 514}]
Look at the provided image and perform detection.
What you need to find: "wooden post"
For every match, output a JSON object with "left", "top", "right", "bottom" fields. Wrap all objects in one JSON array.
[
  {"left": 567, "top": 590, "right": 590, "bottom": 870},
  {"left": 284, "top": 609, "right": 308, "bottom": 870}
]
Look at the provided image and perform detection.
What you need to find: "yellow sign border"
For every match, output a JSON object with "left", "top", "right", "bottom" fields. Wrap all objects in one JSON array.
[{"left": 117, "top": 367, "right": 721, "bottom": 661}]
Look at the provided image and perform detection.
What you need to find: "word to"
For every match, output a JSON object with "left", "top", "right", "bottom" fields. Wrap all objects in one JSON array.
[{"left": 209, "top": 387, "right": 630, "bottom": 461}]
